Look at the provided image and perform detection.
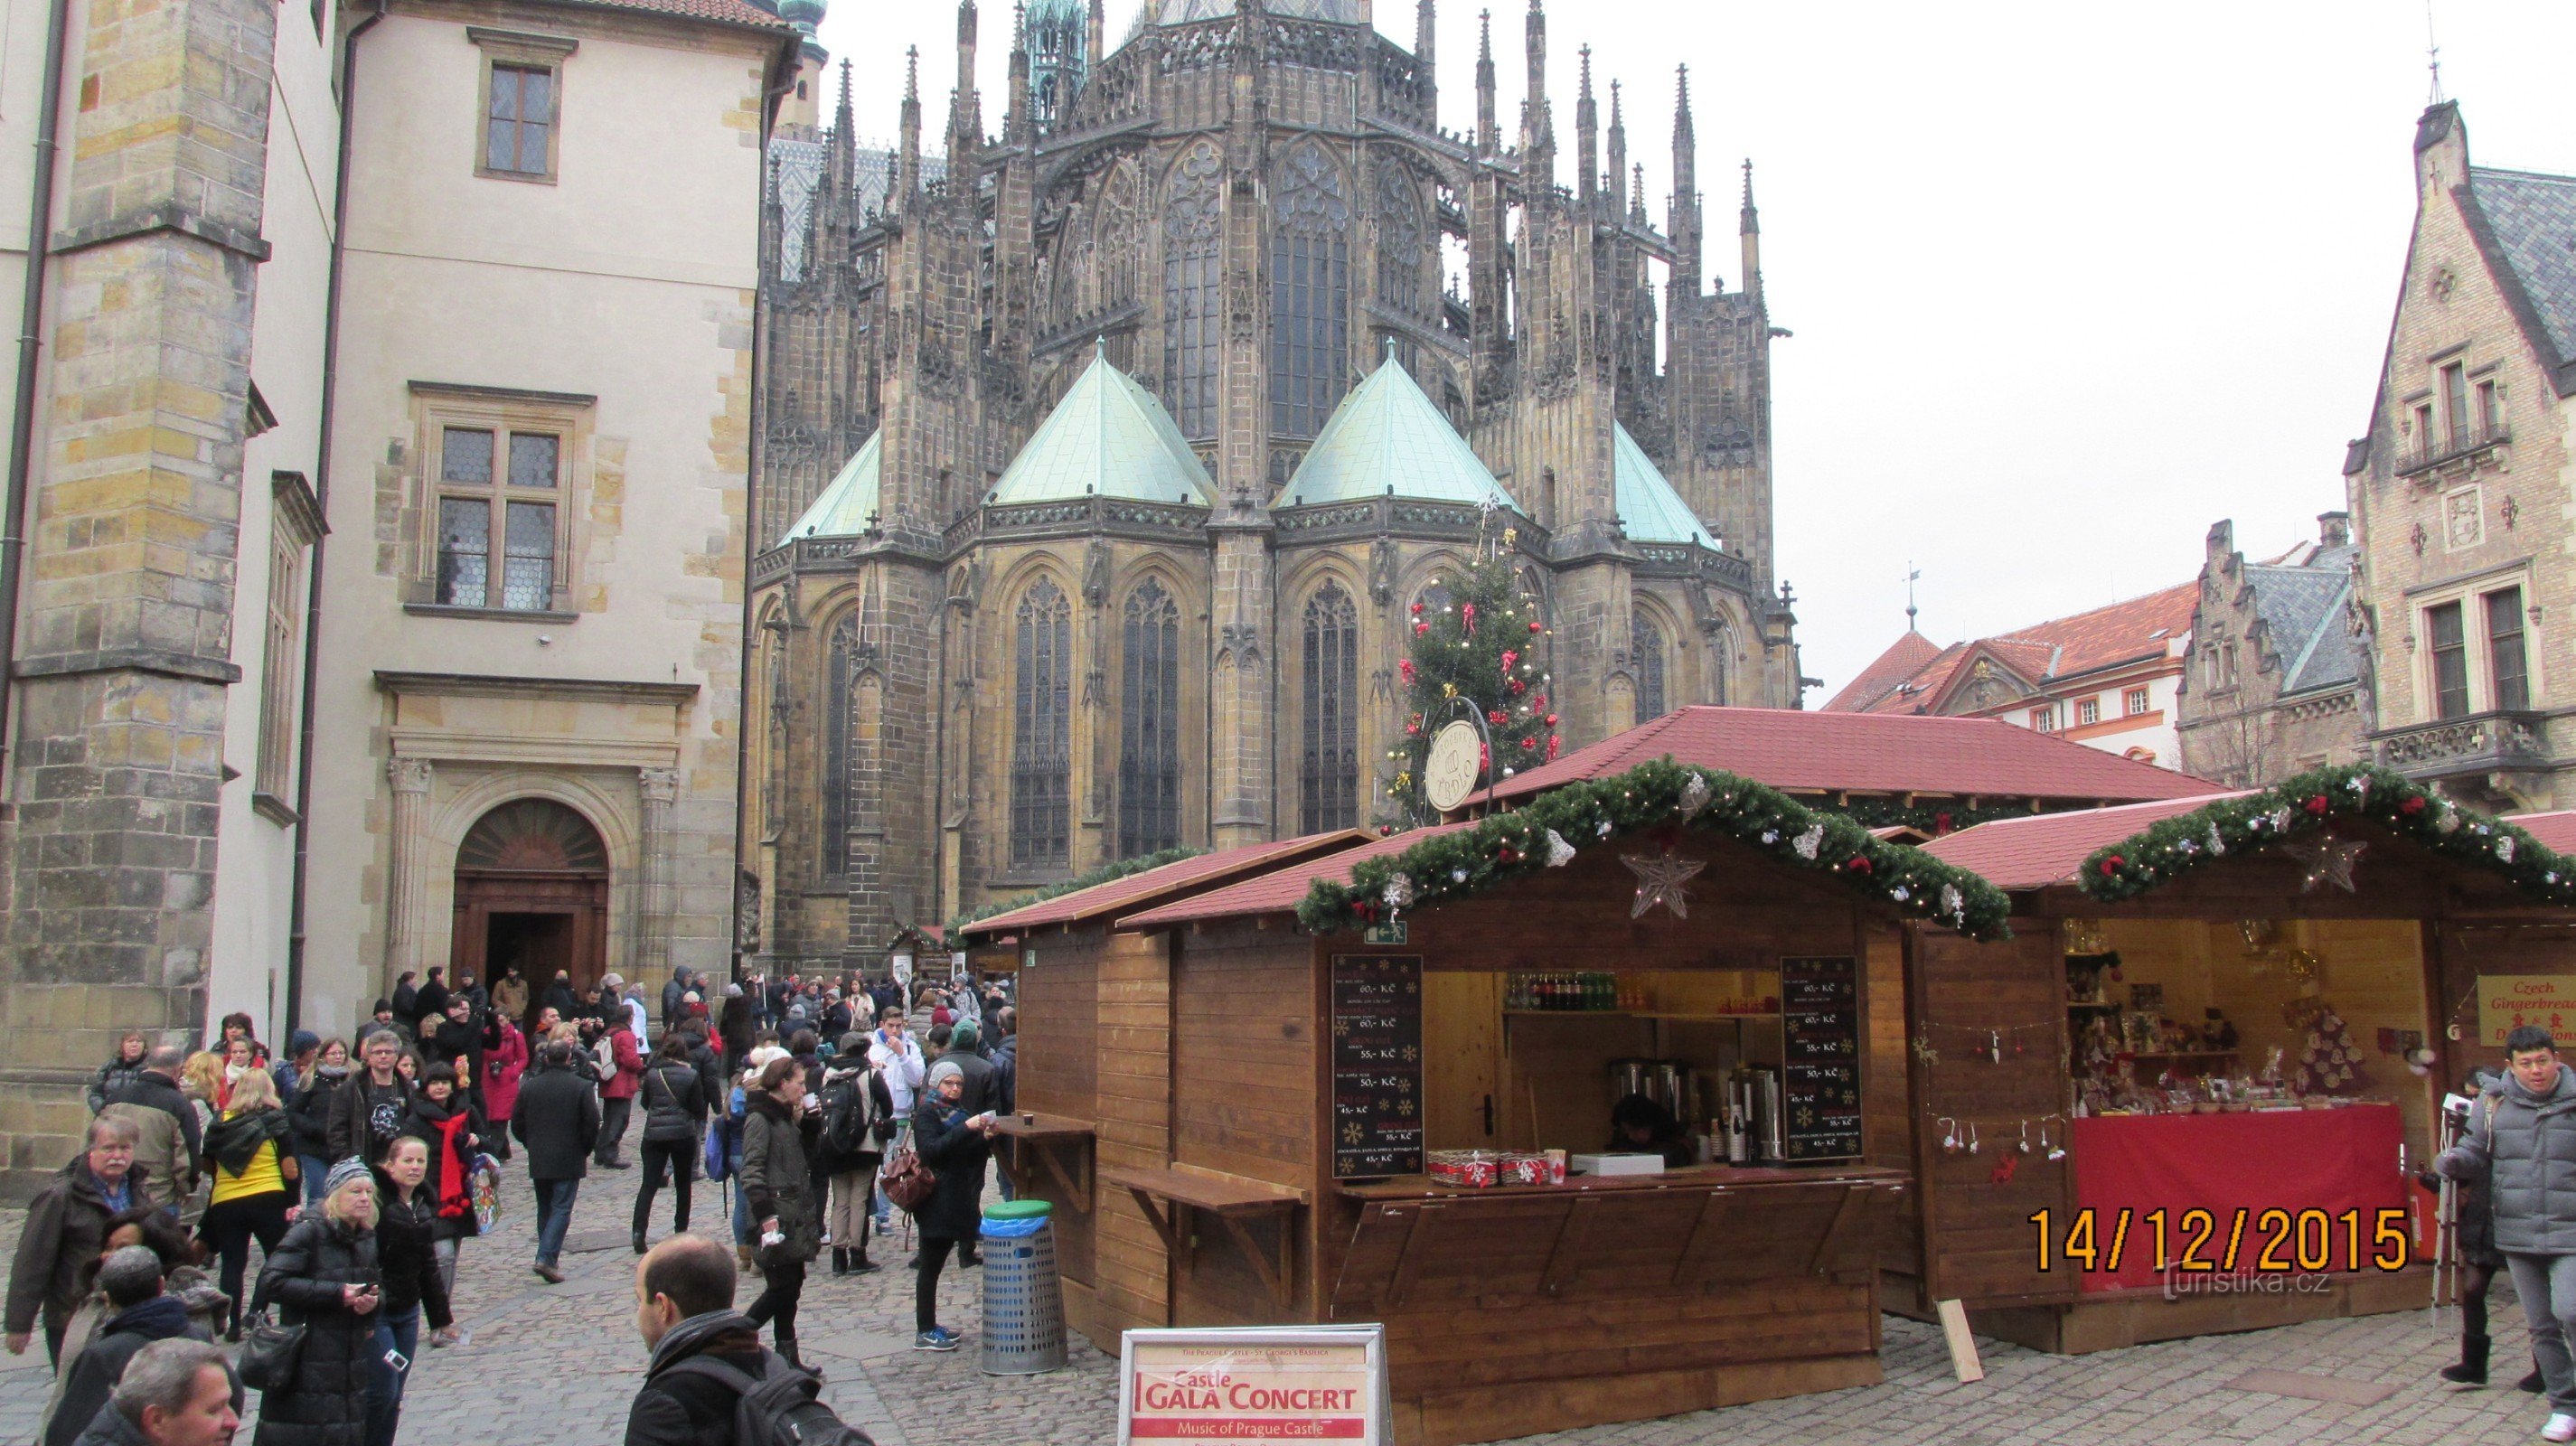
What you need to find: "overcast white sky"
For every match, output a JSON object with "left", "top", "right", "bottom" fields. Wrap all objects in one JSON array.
[{"left": 812, "top": 0, "right": 2576, "bottom": 698}]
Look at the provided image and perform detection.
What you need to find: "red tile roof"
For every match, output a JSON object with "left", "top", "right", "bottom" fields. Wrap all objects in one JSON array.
[
  {"left": 960, "top": 831, "right": 1368, "bottom": 942},
  {"left": 1917, "top": 793, "right": 2248, "bottom": 889},
  {"left": 1827, "top": 583, "right": 2197, "bottom": 717},
  {"left": 1119, "top": 824, "right": 1477, "bottom": 930},
  {"left": 553, "top": 0, "right": 793, "bottom": 30},
  {"left": 2511, "top": 812, "right": 2576, "bottom": 856},
  {"left": 1488, "top": 707, "right": 2220, "bottom": 807}
]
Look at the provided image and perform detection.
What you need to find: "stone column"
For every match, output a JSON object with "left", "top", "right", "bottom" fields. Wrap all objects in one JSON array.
[
  {"left": 383, "top": 759, "right": 435, "bottom": 985},
  {"left": 637, "top": 766, "right": 680, "bottom": 981}
]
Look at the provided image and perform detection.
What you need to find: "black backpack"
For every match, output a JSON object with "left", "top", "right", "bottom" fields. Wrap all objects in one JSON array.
[
  {"left": 819, "top": 1075, "right": 870, "bottom": 1160},
  {"left": 668, "top": 1352, "right": 873, "bottom": 1446}
]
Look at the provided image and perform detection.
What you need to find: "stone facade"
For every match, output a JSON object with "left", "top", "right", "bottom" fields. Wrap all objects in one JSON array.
[
  {"left": 2175, "top": 514, "right": 2369, "bottom": 787},
  {"left": 2343, "top": 103, "right": 2576, "bottom": 812},
  {"left": 748, "top": 1, "right": 1801, "bottom": 965}
]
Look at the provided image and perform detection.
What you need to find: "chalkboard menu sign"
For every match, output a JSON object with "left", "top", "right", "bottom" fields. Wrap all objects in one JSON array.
[
  {"left": 1330, "top": 955, "right": 1424, "bottom": 1178},
  {"left": 1780, "top": 955, "right": 1863, "bottom": 1161}
]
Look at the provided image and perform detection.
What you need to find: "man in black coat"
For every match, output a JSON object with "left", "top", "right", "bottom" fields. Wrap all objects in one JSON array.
[
  {"left": 512, "top": 1043, "right": 601, "bottom": 1283},
  {"left": 328, "top": 1028, "right": 415, "bottom": 1165},
  {"left": 43, "top": 1248, "right": 213, "bottom": 1446},
  {"left": 410, "top": 966, "right": 451, "bottom": 1038},
  {"left": 541, "top": 970, "right": 580, "bottom": 1020},
  {"left": 626, "top": 1237, "right": 771, "bottom": 1446}
]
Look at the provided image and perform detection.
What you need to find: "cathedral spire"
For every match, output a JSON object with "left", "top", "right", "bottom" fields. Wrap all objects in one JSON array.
[
  {"left": 949, "top": 0, "right": 982, "bottom": 164},
  {"left": 1739, "top": 157, "right": 1761, "bottom": 300},
  {"left": 1087, "top": 0, "right": 1105, "bottom": 82},
  {"left": 897, "top": 46, "right": 922, "bottom": 210},
  {"left": 1631, "top": 161, "right": 1646, "bottom": 225},
  {"left": 1606, "top": 78, "right": 1626, "bottom": 215},
  {"left": 1520, "top": 0, "right": 1551, "bottom": 187},
  {"left": 1006, "top": 1, "right": 1030, "bottom": 142},
  {"left": 1670, "top": 63, "right": 1701, "bottom": 295},
  {"left": 1474, "top": 9, "right": 1497, "bottom": 154},
  {"left": 1415, "top": 0, "right": 1434, "bottom": 71},
  {"left": 1575, "top": 45, "right": 1596, "bottom": 203}
]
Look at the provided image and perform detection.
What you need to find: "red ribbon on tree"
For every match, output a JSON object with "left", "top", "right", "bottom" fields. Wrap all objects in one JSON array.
[
  {"left": 2401, "top": 795, "right": 2427, "bottom": 816},
  {"left": 1462, "top": 602, "right": 1477, "bottom": 634},
  {"left": 2304, "top": 794, "right": 2329, "bottom": 816},
  {"left": 2100, "top": 854, "right": 2125, "bottom": 877}
]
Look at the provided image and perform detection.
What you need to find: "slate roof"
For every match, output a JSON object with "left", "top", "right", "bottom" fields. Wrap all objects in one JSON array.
[
  {"left": 1120, "top": 824, "right": 1475, "bottom": 929},
  {"left": 957, "top": 830, "right": 1367, "bottom": 942},
  {"left": 770, "top": 138, "right": 948, "bottom": 285},
  {"left": 1277, "top": 352, "right": 1513, "bottom": 511},
  {"left": 1826, "top": 584, "right": 2196, "bottom": 718},
  {"left": 1486, "top": 707, "right": 2220, "bottom": 806},
  {"left": 2469, "top": 165, "right": 2576, "bottom": 377},
  {"left": 2243, "top": 542, "right": 2360, "bottom": 696},
  {"left": 779, "top": 431, "right": 880, "bottom": 543},
  {"left": 1156, "top": 0, "right": 1359, "bottom": 21},
  {"left": 989, "top": 347, "right": 1215, "bottom": 507},
  {"left": 1917, "top": 794, "right": 2250, "bottom": 890},
  {"left": 1613, "top": 423, "right": 1717, "bottom": 548}
]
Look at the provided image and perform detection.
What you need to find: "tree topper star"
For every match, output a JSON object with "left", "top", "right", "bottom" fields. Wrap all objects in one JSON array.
[
  {"left": 2285, "top": 836, "right": 2366, "bottom": 893},
  {"left": 1622, "top": 850, "right": 1706, "bottom": 919}
]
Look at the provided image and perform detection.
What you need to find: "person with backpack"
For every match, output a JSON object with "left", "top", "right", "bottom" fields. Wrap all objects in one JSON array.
[
  {"left": 2439, "top": 1024, "right": 2576, "bottom": 1442},
  {"left": 815, "top": 1035, "right": 890, "bottom": 1277},
  {"left": 625, "top": 1236, "right": 867, "bottom": 1446},
  {"left": 632, "top": 1035, "right": 708, "bottom": 1255}
]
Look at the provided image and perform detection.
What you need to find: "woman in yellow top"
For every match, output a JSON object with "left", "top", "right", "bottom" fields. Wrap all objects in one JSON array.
[{"left": 197, "top": 1066, "right": 298, "bottom": 1340}]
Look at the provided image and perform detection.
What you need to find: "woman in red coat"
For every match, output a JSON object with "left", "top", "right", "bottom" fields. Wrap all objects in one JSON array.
[
  {"left": 478, "top": 1014, "right": 530, "bottom": 1163},
  {"left": 595, "top": 1019, "right": 644, "bottom": 1169}
]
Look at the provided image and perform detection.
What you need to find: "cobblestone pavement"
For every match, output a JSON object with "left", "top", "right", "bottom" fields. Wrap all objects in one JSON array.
[{"left": 0, "top": 1149, "right": 2558, "bottom": 1445}]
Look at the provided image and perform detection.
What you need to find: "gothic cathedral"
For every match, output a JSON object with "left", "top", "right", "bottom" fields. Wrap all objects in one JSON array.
[{"left": 747, "top": 0, "right": 1799, "bottom": 966}]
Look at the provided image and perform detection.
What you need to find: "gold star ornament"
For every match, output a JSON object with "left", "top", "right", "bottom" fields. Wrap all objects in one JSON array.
[
  {"left": 1622, "top": 850, "right": 1707, "bottom": 919},
  {"left": 2285, "top": 836, "right": 2366, "bottom": 893}
]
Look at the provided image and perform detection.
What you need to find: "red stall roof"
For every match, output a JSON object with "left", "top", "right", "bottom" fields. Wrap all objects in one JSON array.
[
  {"left": 1119, "top": 824, "right": 1476, "bottom": 930},
  {"left": 1489, "top": 707, "right": 2218, "bottom": 807},
  {"left": 1917, "top": 793, "right": 2249, "bottom": 889},
  {"left": 2512, "top": 812, "right": 2576, "bottom": 857},
  {"left": 959, "top": 830, "right": 1368, "bottom": 942}
]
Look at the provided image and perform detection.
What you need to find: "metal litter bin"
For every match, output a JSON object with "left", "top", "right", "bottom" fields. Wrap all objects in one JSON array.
[{"left": 978, "top": 1198, "right": 1067, "bottom": 1375}]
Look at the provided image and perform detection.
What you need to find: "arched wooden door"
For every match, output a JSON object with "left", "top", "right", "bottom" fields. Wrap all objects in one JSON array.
[{"left": 450, "top": 798, "right": 610, "bottom": 1027}]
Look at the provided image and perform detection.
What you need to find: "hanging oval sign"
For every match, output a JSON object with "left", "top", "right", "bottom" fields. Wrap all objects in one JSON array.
[{"left": 1423, "top": 719, "right": 1484, "bottom": 814}]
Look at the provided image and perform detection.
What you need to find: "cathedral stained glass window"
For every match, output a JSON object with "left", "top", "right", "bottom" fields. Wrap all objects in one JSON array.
[
  {"left": 1119, "top": 579, "right": 1182, "bottom": 858},
  {"left": 1162, "top": 145, "right": 1224, "bottom": 437},
  {"left": 1376, "top": 162, "right": 1424, "bottom": 318},
  {"left": 1272, "top": 144, "right": 1351, "bottom": 437},
  {"left": 1633, "top": 612, "right": 1667, "bottom": 722},
  {"left": 823, "top": 613, "right": 858, "bottom": 878},
  {"left": 1011, "top": 578, "right": 1074, "bottom": 870},
  {"left": 1300, "top": 581, "right": 1360, "bottom": 832}
]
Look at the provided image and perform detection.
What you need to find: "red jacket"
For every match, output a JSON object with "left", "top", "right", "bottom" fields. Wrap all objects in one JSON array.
[
  {"left": 601, "top": 1026, "right": 645, "bottom": 1100},
  {"left": 483, "top": 1022, "right": 529, "bottom": 1120}
]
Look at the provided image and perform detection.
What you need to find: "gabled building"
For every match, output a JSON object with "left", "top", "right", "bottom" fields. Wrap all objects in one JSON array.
[
  {"left": 1825, "top": 586, "right": 2198, "bottom": 768},
  {"left": 747, "top": 1, "right": 1802, "bottom": 966},
  {"left": 2343, "top": 102, "right": 2576, "bottom": 812},
  {"left": 2175, "top": 512, "right": 2368, "bottom": 786}
]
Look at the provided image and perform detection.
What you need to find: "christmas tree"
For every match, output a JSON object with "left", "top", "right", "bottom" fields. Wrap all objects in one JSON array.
[{"left": 1383, "top": 540, "right": 1560, "bottom": 826}]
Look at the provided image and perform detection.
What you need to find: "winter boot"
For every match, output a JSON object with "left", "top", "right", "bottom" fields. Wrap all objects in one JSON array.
[
  {"left": 831, "top": 1247, "right": 850, "bottom": 1276},
  {"left": 736, "top": 1242, "right": 757, "bottom": 1272},
  {"left": 2440, "top": 1333, "right": 2489, "bottom": 1385}
]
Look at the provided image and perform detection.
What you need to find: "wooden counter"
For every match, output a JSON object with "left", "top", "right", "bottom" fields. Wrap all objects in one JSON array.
[
  {"left": 989, "top": 1113, "right": 1096, "bottom": 1213},
  {"left": 1339, "top": 1161, "right": 1904, "bottom": 1201}
]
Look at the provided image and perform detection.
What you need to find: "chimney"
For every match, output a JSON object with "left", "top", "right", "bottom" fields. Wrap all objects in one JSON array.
[{"left": 2317, "top": 511, "right": 2351, "bottom": 549}]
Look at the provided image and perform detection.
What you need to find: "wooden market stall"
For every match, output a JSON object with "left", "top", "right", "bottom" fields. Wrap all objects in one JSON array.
[
  {"left": 977, "top": 760, "right": 2021, "bottom": 1446},
  {"left": 1908, "top": 765, "right": 2576, "bottom": 1353}
]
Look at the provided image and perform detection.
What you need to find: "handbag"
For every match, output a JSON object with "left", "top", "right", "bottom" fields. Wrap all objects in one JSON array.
[
  {"left": 234, "top": 1309, "right": 306, "bottom": 1394},
  {"left": 879, "top": 1142, "right": 935, "bottom": 1213}
]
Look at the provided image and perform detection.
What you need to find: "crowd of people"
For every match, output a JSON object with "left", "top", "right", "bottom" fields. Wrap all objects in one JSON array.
[{"left": 6, "top": 963, "right": 1020, "bottom": 1446}]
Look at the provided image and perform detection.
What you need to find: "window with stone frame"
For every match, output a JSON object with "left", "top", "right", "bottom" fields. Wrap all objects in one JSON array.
[
  {"left": 823, "top": 613, "right": 860, "bottom": 878},
  {"left": 2488, "top": 587, "right": 2531, "bottom": 712},
  {"left": 1632, "top": 611, "right": 1667, "bottom": 721},
  {"left": 412, "top": 385, "right": 588, "bottom": 616},
  {"left": 2125, "top": 686, "right": 2149, "bottom": 716},
  {"left": 1161, "top": 145, "right": 1224, "bottom": 437},
  {"left": 470, "top": 29, "right": 576, "bottom": 183},
  {"left": 2075, "top": 697, "right": 2101, "bottom": 727},
  {"left": 256, "top": 473, "right": 325, "bottom": 815},
  {"left": 2425, "top": 600, "right": 2469, "bottom": 719},
  {"left": 1011, "top": 579, "right": 1074, "bottom": 870},
  {"left": 1272, "top": 144, "right": 1352, "bottom": 438},
  {"left": 1118, "top": 579, "right": 1182, "bottom": 859},
  {"left": 1376, "top": 161, "right": 1425, "bottom": 318},
  {"left": 1300, "top": 581, "right": 1360, "bottom": 832}
]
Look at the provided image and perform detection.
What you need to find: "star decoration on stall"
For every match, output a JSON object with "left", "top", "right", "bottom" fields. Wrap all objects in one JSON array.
[
  {"left": 2284, "top": 836, "right": 2366, "bottom": 893},
  {"left": 1622, "top": 850, "right": 1707, "bottom": 919}
]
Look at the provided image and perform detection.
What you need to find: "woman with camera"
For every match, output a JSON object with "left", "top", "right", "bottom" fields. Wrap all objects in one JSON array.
[{"left": 249, "top": 1159, "right": 382, "bottom": 1446}]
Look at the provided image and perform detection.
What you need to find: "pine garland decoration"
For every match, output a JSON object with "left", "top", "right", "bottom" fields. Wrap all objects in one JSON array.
[
  {"left": 951, "top": 845, "right": 1205, "bottom": 937},
  {"left": 1297, "top": 757, "right": 2015, "bottom": 940},
  {"left": 2079, "top": 762, "right": 2576, "bottom": 904},
  {"left": 1384, "top": 549, "right": 1558, "bottom": 823}
]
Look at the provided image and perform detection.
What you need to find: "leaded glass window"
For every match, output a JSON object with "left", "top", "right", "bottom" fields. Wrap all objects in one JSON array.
[
  {"left": 434, "top": 426, "right": 559, "bottom": 611},
  {"left": 823, "top": 614, "right": 858, "bottom": 877},
  {"left": 1272, "top": 145, "right": 1352, "bottom": 437},
  {"left": 1300, "top": 582, "right": 1359, "bottom": 832},
  {"left": 1012, "top": 579, "right": 1074, "bottom": 869},
  {"left": 1119, "top": 580, "right": 1182, "bottom": 858},
  {"left": 485, "top": 63, "right": 553, "bottom": 177},
  {"left": 1634, "top": 612, "right": 1667, "bottom": 721},
  {"left": 1162, "top": 145, "right": 1224, "bottom": 437}
]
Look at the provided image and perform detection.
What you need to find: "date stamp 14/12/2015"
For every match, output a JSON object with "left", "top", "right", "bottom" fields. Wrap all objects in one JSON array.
[{"left": 2028, "top": 1207, "right": 2411, "bottom": 1275}]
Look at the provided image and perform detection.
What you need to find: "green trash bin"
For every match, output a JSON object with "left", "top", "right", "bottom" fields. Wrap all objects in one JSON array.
[{"left": 979, "top": 1199, "right": 1067, "bottom": 1375}]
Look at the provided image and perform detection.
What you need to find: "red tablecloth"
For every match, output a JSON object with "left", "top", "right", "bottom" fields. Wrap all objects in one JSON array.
[{"left": 2068, "top": 1104, "right": 2409, "bottom": 1291}]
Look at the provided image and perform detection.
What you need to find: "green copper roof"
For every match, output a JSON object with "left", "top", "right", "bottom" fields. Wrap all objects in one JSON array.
[
  {"left": 988, "top": 348, "right": 1213, "bottom": 508},
  {"left": 780, "top": 430, "right": 882, "bottom": 545},
  {"left": 1278, "top": 351, "right": 1513, "bottom": 510},
  {"left": 1613, "top": 423, "right": 1718, "bottom": 549}
]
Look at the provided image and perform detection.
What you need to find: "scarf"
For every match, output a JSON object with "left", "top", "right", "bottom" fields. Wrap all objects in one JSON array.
[
  {"left": 426, "top": 1110, "right": 475, "bottom": 1219},
  {"left": 203, "top": 1107, "right": 288, "bottom": 1175}
]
